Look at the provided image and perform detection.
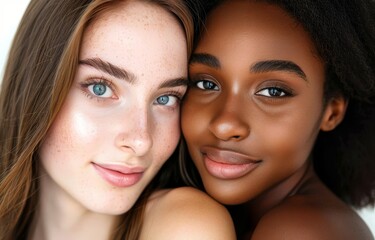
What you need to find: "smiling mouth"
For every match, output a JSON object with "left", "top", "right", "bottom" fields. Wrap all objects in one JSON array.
[{"left": 201, "top": 147, "right": 261, "bottom": 180}]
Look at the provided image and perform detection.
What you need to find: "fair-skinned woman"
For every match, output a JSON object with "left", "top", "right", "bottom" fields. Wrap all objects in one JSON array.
[{"left": 0, "top": 0, "right": 236, "bottom": 239}]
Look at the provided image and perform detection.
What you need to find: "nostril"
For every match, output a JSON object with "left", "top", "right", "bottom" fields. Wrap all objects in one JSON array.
[{"left": 208, "top": 112, "right": 250, "bottom": 141}]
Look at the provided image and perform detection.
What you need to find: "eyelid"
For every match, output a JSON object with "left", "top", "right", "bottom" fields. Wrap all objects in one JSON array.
[
  {"left": 80, "top": 77, "right": 118, "bottom": 101},
  {"left": 255, "top": 80, "right": 295, "bottom": 96},
  {"left": 164, "top": 90, "right": 185, "bottom": 101},
  {"left": 189, "top": 74, "right": 220, "bottom": 90},
  {"left": 154, "top": 90, "right": 185, "bottom": 108},
  {"left": 256, "top": 88, "right": 288, "bottom": 98},
  {"left": 196, "top": 80, "right": 219, "bottom": 91}
]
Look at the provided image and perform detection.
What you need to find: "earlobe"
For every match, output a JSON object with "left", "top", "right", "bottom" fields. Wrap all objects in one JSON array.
[{"left": 320, "top": 96, "right": 348, "bottom": 131}]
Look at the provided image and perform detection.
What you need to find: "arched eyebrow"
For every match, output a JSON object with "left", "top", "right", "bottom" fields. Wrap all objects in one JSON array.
[
  {"left": 190, "top": 53, "right": 307, "bottom": 81},
  {"left": 79, "top": 57, "right": 188, "bottom": 88},
  {"left": 190, "top": 53, "right": 221, "bottom": 69},
  {"left": 79, "top": 58, "right": 136, "bottom": 83},
  {"left": 250, "top": 60, "right": 307, "bottom": 81},
  {"left": 158, "top": 77, "right": 188, "bottom": 89}
]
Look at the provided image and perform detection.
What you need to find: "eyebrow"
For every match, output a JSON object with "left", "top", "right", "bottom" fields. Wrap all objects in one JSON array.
[
  {"left": 190, "top": 53, "right": 221, "bottom": 69},
  {"left": 190, "top": 53, "right": 307, "bottom": 81},
  {"left": 79, "top": 57, "right": 187, "bottom": 88},
  {"left": 250, "top": 60, "right": 307, "bottom": 81},
  {"left": 79, "top": 58, "right": 136, "bottom": 83},
  {"left": 159, "top": 77, "right": 188, "bottom": 88}
]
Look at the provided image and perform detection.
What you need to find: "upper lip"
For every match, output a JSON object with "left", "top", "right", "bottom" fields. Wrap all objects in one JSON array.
[
  {"left": 201, "top": 146, "right": 261, "bottom": 165},
  {"left": 92, "top": 163, "right": 145, "bottom": 174}
]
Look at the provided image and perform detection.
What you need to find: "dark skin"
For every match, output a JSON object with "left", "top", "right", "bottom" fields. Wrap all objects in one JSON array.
[{"left": 182, "top": 0, "right": 374, "bottom": 239}]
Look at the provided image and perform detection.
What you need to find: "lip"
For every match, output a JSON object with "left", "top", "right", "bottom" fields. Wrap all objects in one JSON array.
[
  {"left": 201, "top": 146, "right": 261, "bottom": 180},
  {"left": 92, "top": 163, "right": 144, "bottom": 187}
]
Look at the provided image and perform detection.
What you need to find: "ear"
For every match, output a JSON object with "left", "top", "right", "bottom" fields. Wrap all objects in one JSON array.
[{"left": 320, "top": 95, "right": 348, "bottom": 131}]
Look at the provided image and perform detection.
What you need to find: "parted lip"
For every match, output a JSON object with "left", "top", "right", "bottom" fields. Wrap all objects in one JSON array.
[
  {"left": 200, "top": 146, "right": 261, "bottom": 165},
  {"left": 92, "top": 163, "right": 145, "bottom": 174}
]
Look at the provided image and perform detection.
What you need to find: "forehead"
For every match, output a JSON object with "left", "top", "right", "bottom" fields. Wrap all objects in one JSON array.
[
  {"left": 80, "top": 1, "right": 187, "bottom": 80},
  {"left": 206, "top": 1, "right": 302, "bottom": 35},
  {"left": 195, "top": 0, "right": 323, "bottom": 80}
]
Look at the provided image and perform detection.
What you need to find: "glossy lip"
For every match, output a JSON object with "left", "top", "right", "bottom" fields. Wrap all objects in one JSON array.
[
  {"left": 201, "top": 146, "right": 261, "bottom": 180},
  {"left": 92, "top": 163, "right": 145, "bottom": 188}
]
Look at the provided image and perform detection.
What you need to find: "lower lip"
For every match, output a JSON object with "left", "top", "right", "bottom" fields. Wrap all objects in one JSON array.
[
  {"left": 93, "top": 164, "right": 143, "bottom": 187},
  {"left": 203, "top": 155, "right": 260, "bottom": 180}
]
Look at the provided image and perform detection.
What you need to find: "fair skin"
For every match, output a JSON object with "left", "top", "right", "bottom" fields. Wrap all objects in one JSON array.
[
  {"left": 182, "top": 0, "right": 372, "bottom": 239},
  {"left": 32, "top": 1, "right": 235, "bottom": 240}
]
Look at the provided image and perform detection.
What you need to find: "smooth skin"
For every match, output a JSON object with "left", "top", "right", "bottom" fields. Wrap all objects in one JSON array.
[
  {"left": 182, "top": 1, "right": 373, "bottom": 239},
  {"left": 34, "top": 1, "right": 235, "bottom": 239}
]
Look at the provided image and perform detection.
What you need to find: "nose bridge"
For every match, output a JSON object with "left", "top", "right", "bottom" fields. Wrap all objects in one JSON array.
[
  {"left": 209, "top": 93, "right": 250, "bottom": 141},
  {"left": 116, "top": 100, "right": 153, "bottom": 156}
]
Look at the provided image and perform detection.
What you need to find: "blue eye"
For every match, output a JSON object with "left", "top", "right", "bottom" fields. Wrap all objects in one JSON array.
[
  {"left": 155, "top": 95, "right": 179, "bottom": 106},
  {"left": 93, "top": 84, "right": 106, "bottom": 96},
  {"left": 157, "top": 96, "right": 169, "bottom": 105},
  {"left": 196, "top": 80, "right": 219, "bottom": 90},
  {"left": 87, "top": 82, "right": 113, "bottom": 98}
]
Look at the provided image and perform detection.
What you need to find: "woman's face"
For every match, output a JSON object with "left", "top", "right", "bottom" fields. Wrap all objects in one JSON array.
[
  {"left": 39, "top": 1, "right": 187, "bottom": 215},
  {"left": 182, "top": 1, "right": 328, "bottom": 205}
]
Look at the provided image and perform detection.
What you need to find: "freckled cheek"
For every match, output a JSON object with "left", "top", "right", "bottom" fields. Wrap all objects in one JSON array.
[
  {"left": 68, "top": 112, "right": 103, "bottom": 145},
  {"left": 40, "top": 109, "right": 102, "bottom": 159},
  {"left": 153, "top": 115, "right": 181, "bottom": 166}
]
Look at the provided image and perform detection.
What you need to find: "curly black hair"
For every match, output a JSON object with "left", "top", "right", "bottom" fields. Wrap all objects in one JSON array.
[{"left": 270, "top": 0, "right": 375, "bottom": 208}]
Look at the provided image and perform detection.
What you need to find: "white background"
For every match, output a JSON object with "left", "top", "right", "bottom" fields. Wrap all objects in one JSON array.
[{"left": 1, "top": 0, "right": 374, "bottom": 236}]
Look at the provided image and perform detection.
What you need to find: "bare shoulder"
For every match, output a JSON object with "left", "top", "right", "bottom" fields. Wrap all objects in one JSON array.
[
  {"left": 252, "top": 196, "right": 374, "bottom": 240},
  {"left": 140, "top": 187, "right": 236, "bottom": 240}
]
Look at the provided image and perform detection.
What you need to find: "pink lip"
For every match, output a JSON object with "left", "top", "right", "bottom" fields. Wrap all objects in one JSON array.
[
  {"left": 92, "top": 163, "right": 144, "bottom": 187},
  {"left": 201, "top": 146, "right": 261, "bottom": 180}
]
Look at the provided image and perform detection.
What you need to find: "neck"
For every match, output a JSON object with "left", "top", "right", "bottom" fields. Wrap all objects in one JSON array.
[{"left": 30, "top": 173, "right": 118, "bottom": 240}]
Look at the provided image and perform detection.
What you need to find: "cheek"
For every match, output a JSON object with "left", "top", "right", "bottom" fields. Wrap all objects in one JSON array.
[
  {"left": 39, "top": 104, "right": 101, "bottom": 165},
  {"left": 40, "top": 117, "right": 75, "bottom": 162},
  {"left": 152, "top": 114, "right": 181, "bottom": 166},
  {"left": 259, "top": 112, "right": 321, "bottom": 164},
  {"left": 182, "top": 101, "right": 207, "bottom": 143}
]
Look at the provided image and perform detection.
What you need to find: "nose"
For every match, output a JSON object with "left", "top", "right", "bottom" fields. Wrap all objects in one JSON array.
[
  {"left": 115, "top": 106, "right": 153, "bottom": 156},
  {"left": 208, "top": 96, "right": 250, "bottom": 141}
]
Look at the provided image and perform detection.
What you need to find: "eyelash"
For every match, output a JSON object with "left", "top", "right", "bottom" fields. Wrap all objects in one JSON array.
[
  {"left": 154, "top": 90, "right": 185, "bottom": 108},
  {"left": 191, "top": 78, "right": 294, "bottom": 97},
  {"left": 80, "top": 78, "right": 116, "bottom": 102},
  {"left": 190, "top": 78, "right": 219, "bottom": 91},
  {"left": 255, "top": 86, "right": 294, "bottom": 98},
  {"left": 167, "top": 90, "right": 184, "bottom": 101}
]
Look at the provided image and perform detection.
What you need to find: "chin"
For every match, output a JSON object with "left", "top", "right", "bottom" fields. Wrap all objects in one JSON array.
[
  {"left": 204, "top": 182, "right": 250, "bottom": 205},
  {"left": 213, "top": 194, "right": 248, "bottom": 205},
  {"left": 84, "top": 199, "right": 135, "bottom": 216}
]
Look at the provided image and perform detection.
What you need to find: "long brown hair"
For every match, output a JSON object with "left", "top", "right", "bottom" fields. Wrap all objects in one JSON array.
[{"left": 0, "top": 0, "right": 194, "bottom": 239}]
